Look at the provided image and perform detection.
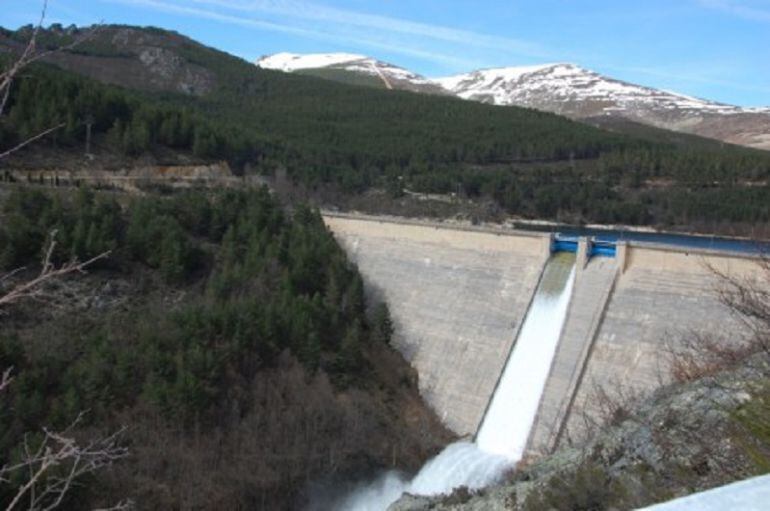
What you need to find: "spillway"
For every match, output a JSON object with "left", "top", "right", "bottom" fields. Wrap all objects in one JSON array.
[
  {"left": 338, "top": 253, "right": 577, "bottom": 511},
  {"left": 476, "top": 252, "right": 576, "bottom": 459}
]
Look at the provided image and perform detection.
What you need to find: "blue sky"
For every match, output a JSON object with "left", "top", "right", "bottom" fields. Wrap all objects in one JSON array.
[{"left": 2, "top": 0, "right": 769, "bottom": 107}]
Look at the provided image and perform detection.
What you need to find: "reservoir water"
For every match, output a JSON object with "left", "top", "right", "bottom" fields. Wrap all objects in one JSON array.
[
  {"left": 338, "top": 253, "right": 577, "bottom": 511},
  {"left": 515, "top": 222, "right": 770, "bottom": 254}
]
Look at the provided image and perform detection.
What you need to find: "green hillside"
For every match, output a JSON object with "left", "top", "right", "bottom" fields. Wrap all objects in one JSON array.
[
  {"left": 2, "top": 24, "right": 770, "bottom": 232},
  {"left": 0, "top": 186, "right": 451, "bottom": 509},
  {"left": 297, "top": 67, "right": 389, "bottom": 89}
]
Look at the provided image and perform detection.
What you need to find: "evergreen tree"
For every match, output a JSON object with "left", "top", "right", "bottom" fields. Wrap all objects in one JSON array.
[{"left": 371, "top": 302, "right": 394, "bottom": 345}]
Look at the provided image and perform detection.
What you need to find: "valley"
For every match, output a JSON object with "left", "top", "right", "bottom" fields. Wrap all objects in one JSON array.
[{"left": 1, "top": 14, "right": 769, "bottom": 511}]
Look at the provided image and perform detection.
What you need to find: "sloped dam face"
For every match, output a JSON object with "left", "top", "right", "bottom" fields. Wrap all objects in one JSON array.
[
  {"left": 338, "top": 254, "right": 577, "bottom": 511},
  {"left": 323, "top": 213, "right": 763, "bottom": 461}
]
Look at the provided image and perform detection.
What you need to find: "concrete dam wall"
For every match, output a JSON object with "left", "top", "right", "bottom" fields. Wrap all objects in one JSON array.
[
  {"left": 323, "top": 213, "right": 762, "bottom": 454},
  {"left": 323, "top": 214, "right": 551, "bottom": 436},
  {"left": 558, "top": 244, "right": 759, "bottom": 448}
]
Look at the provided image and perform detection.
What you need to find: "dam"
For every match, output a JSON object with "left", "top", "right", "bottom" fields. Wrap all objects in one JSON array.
[
  {"left": 323, "top": 212, "right": 764, "bottom": 460},
  {"left": 339, "top": 252, "right": 579, "bottom": 510}
]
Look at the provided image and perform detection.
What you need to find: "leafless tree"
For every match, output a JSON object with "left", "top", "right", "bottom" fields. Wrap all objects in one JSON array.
[
  {"left": 561, "top": 376, "right": 648, "bottom": 450},
  {"left": 1, "top": 414, "right": 128, "bottom": 511},
  {"left": 0, "top": 233, "right": 127, "bottom": 510},
  {"left": 0, "top": 0, "right": 98, "bottom": 160},
  {"left": 0, "top": 230, "right": 109, "bottom": 388},
  {"left": 663, "top": 256, "right": 770, "bottom": 384},
  {"left": 0, "top": 231, "right": 109, "bottom": 310},
  {"left": 1, "top": 1, "right": 59, "bottom": 157},
  {"left": 0, "top": 366, "right": 12, "bottom": 392},
  {"left": 713, "top": 257, "right": 770, "bottom": 352},
  {"left": 0, "top": 4, "right": 128, "bottom": 509}
]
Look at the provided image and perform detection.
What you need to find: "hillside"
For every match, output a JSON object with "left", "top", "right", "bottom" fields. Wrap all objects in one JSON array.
[
  {"left": 436, "top": 63, "right": 770, "bottom": 151},
  {"left": 2, "top": 24, "right": 770, "bottom": 235},
  {"left": 257, "top": 52, "right": 447, "bottom": 94},
  {"left": 0, "top": 186, "right": 453, "bottom": 509},
  {"left": 258, "top": 51, "right": 770, "bottom": 151}
]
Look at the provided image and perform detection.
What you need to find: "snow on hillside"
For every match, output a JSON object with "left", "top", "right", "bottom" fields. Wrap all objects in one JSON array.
[
  {"left": 434, "top": 63, "right": 558, "bottom": 96},
  {"left": 257, "top": 53, "right": 768, "bottom": 116},
  {"left": 256, "top": 52, "right": 367, "bottom": 72},
  {"left": 254, "top": 53, "right": 769, "bottom": 149},
  {"left": 256, "top": 52, "right": 432, "bottom": 84},
  {"left": 434, "top": 63, "right": 750, "bottom": 115}
]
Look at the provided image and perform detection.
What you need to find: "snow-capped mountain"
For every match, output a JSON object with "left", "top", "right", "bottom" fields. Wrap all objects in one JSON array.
[
  {"left": 434, "top": 63, "right": 758, "bottom": 114},
  {"left": 255, "top": 54, "right": 770, "bottom": 150},
  {"left": 435, "top": 63, "right": 770, "bottom": 150},
  {"left": 256, "top": 52, "right": 446, "bottom": 94}
]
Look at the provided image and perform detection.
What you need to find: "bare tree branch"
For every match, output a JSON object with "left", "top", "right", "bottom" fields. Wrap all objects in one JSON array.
[
  {"left": 93, "top": 500, "right": 135, "bottom": 511},
  {"left": 0, "top": 0, "right": 49, "bottom": 117},
  {"left": 0, "top": 0, "right": 101, "bottom": 159},
  {"left": 0, "top": 366, "right": 12, "bottom": 392},
  {"left": 0, "top": 5, "right": 126, "bottom": 510},
  {"left": 1, "top": 416, "right": 128, "bottom": 511},
  {"left": 0, "top": 122, "right": 66, "bottom": 160},
  {"left": 0, "top": 231, "right": 110, "bottom": 310}
]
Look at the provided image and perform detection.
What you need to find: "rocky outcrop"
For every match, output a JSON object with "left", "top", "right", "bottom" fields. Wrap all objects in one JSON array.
[
  {"left": 390, "top": 355, "right": 770, "bottom": 510},
  {"left": 2, "top": 162, "right": 248, "bottom": 192},
  {"left": 0, "top": 26, "right": 218, "bottom": 96}
]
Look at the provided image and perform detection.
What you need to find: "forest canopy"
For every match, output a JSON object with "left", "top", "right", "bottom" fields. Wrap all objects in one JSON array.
[
  {"left": 1, "top": 25, "right": 770, "bottom": 230},
  {"left": 0, "top": 186, "right": 419, "bottom": 508}
]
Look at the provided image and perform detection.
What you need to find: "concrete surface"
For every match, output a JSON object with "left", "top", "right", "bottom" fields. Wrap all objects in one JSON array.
[
  {"left": 562, "top": 245, "right": 760, "bottom": 445},
  {"left": 323, "top": 213, "right": 550, "bottom": 436},
  {"left": 323, "top": 213, "right": 763, "bottom": 449}
]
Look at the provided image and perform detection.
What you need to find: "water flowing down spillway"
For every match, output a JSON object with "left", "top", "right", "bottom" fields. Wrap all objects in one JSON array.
[
  {"left": 338, "top": 254, "right": 577, "bottom": 511},
  {"left": 476, "top": 253, "right": 576, "bottom": 459}
]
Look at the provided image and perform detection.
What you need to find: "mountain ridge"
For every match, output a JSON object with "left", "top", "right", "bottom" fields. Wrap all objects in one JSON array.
[
  {"left": 3, "top": 24, "right": 770, "bottom": 235},
  {"left": 257, "top": 53, "right": 770, "bottom": 150},
  {"left": 256, "top": 51, "right": 446, "bottom": 94}
]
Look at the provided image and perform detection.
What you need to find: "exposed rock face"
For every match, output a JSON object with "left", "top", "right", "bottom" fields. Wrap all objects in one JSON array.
[
  {"left": 109, "top": 28, "right": 216, "bottom": 95},
  {"left": 4, "top": 162, "right": 239, "bottom": 192},
  {"left": 389, "top": 355, "right": 769, "bottom": 510},
  {"left": 0, "top": 26, "right": 218, "bottom": 96}
]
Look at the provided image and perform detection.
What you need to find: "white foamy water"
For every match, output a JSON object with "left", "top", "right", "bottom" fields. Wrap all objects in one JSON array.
[
  {"left": 337, "top": 442, "right": 508, "bottom": 510},
  {"left": 476, "top": 258, "right": 576, "bottom": 459},
  {"left": 338, "top": 254, "right": 577, "bottom": 511}
]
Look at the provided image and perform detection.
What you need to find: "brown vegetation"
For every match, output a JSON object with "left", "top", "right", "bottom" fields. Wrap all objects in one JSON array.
[
  {"left": 667, "top": 257, "right": 770, "bottom": 384},
  {"left": 0, "top": 238, "right": 128, "bottom": 510}
]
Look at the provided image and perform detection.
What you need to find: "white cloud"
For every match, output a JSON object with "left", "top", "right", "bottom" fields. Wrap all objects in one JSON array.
[
  {"left": 103, "top": 0, "right": 323, "bottom": 38},
  {"left": 108, "top": 0, "right": 550, "bottom": 63},
  {"left": 102, "top": 0, "right": 481, "bottom": 68},
  {"left": 186, "top": 0, "right": 549, "bottom": 57},
  {"left": 607, "top": 64, "right": 770, "bottom": 97},
  {"left": 696, "top": 0, "right": 770, "bottom": 22}
]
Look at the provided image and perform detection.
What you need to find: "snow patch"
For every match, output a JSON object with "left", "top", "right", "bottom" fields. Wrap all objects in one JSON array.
[
  {"left": 436, "top": 62, "right": 752, "bottom": 115},
  {"left": 256, "top": 52, "right": 367, "bottom": 72},
  {"left": 256, "top": 52, "right": 432, "bottom": 84}
]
